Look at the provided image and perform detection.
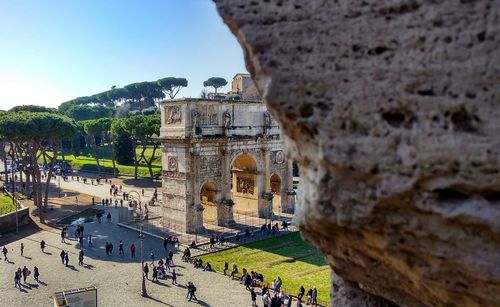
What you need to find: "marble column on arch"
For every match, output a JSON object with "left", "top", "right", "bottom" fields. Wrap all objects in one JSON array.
[{"left": 220, "top": 148, "right": 234, "bottom": 226}]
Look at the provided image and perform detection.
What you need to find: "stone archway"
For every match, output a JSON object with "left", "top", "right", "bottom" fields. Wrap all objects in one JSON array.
[
  {"left": 270, "top": 173, "right": 281, "bottom": 213},
  {"left": 231, "top": 153, "right": 260, "bottom": 216},
  {"left": 200, "top": 180, "right": 218, "bottom": 225}
]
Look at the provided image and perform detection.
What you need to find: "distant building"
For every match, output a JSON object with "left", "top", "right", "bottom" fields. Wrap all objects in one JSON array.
[
  {"left": 232, "top": 73, "right": 261, "bottom": 101},
  {"left": 231, "top": 73, "right": 252, "bottom": 94},
  {"left": 206, "top": 73, "right": 261, "bottom": 101}
]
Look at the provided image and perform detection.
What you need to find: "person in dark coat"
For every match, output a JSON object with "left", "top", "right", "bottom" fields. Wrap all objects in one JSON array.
[
  {"left": 60, "top": 250, "right": 65, "bottom": 264},
  {"left": 143, "top": 263, "right": 149, "bottom": 280},
  {"left": 250, "top": 288, "right": 257, "bottom": 306}
]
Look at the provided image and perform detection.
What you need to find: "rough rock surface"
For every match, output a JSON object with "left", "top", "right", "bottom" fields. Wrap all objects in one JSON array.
[{"left": 215, "top": 1, "right": 500, "bottom": 306}]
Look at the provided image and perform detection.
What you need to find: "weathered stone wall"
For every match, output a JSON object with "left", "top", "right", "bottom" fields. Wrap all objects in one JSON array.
[
  {"left": 215, "top": 1, "right": 500, "bottom": 306},
  {"left": 0, "top": 206, "right": 29, "bottom": 234}
]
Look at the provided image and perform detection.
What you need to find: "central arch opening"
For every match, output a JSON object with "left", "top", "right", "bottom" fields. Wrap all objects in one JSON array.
[{"left": 231, "top": 153, "right": 259, "bottom": 216}]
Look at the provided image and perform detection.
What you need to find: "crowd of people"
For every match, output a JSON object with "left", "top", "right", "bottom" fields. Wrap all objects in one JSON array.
[{"left": 186, "top": 253, "right": 320, "bottom": 306}]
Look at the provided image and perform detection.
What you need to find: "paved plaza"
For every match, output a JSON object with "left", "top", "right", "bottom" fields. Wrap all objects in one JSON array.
[{"left": 0, "top": 207, "right": 257, "bottom": 307}]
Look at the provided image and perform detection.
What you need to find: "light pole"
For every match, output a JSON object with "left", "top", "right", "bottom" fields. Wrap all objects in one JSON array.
[
  {"left": 58, "top": 173, "right": 61, "bottom": 198},
  {"left": 12, "top": 163, "right": 18, "bottom": 234},
  {"left": 131, "top": 192, "right": 147, "bottom": 297},
  {"left": 139, "top": 218, "right": 148, "bottom": 297}
]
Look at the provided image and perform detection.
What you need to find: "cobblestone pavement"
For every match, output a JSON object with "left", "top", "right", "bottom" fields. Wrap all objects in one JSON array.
[{"left": 0, "top": 206, "right": 258, "bottom": 307}]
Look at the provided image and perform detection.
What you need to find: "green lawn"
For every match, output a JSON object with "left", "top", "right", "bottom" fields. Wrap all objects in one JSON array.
[
  {"left": 0, "top": 194, "right": 16, "bottom": 215},
  {"left": 47, "top": 146, "right": 161, "bottom": 177},
  {"left": 200, "top": 232, "right": 330, "bottom": 305}
]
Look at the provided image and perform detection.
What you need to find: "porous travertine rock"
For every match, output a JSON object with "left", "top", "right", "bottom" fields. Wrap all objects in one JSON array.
[{"left": 215, "top": 1, "right": 500, "bottom": 306}]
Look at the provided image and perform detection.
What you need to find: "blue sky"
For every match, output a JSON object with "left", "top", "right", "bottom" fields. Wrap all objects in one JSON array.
[{"left": 0, "top": 0, "right": 247, "bottom": 110}]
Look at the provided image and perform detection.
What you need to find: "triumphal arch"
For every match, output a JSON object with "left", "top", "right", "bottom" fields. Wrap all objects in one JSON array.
[{"left": 160, "top": 98, "right": 294, "bottom": 234}]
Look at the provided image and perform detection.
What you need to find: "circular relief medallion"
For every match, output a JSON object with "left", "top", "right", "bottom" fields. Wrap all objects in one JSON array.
[
  {"left": 275, "top": 151, "right": 285, "bottom": 164},
  {"left": 168, "top": 156, "right": 178, "bottom": 171}
]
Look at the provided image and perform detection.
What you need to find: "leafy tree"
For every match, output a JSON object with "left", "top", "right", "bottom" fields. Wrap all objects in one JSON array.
[
  {"left": 124, "top": 82, "right": 164, "bottom": 112},
  {"left": 111, "top": 119, "right": 134, "bottom": 165},
  {"left": 157, "top": 77, "right": 188, "bottom": 99},
  {"left": 0, "top": 111, "right": 78, "bottom": 223},
  {"left": 9, "top": 105, "right": 57, "bottom": 113},
  {"left": 120, "top": 114, "right": 160, "bottom": 179},
  {"left": 61, "top": 104, "right": 113, "bottom": 121},
  {"left": 200, "top": 89, "right": 208, "bottom": 99},
  {"left": 83, "top": 118, "right": 112, "bottom": 176},
  {"left": 203, "top": 77, "right": 228, "bottom": 94}
]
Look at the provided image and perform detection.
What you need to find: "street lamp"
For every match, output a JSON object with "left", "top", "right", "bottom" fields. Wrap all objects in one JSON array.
[
  {"left": 139, "top": 218, "right": 148, "bottom": 297},
  {"left": 11, "top": 162, "right": 18, "bottom": 234},
  {"left": 58, "top": 172, "right": 61, "bottom": 198}
]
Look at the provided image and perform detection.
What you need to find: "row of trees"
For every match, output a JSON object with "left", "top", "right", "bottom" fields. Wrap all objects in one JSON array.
[
  {"left": 82, "top": 114, "right": 161, "bottom": 179},
  {"left": 58, "top": 76, "right": 230, "bottom": 121},
  {"left": 0, "top": 107, "right": 79, "bottom": 223},
  {"left": 0, "top": 105, "right": 163, "bottom": 222},
  {"left": 58, "top": 77, "right": 188, "bottom": 121}
]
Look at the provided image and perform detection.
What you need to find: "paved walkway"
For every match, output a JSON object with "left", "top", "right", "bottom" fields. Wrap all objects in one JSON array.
[{"left": 0, "top": 206, "right": 257, "bottom": 307}]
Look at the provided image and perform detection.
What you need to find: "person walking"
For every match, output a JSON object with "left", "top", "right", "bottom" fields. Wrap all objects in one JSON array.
[
  {"left": 20, "top": 243, "right": 24, "bottom": 256},
  {"left": 230, "top": 263, "right": 238, "bottom": 279},
  {"left": 107, "top": 212, "right": 112, "bottom": 223},
  {"left": 109, "top": 242, "right": 114, "bottom": 255},
  {"left": 33, "top": 266, "right": 40, "bottom": 282},
  {"left": 311, "top": 286, "right": 318, "bottom": 306},
  {"left": 262, "top": 291, "right": 271, "bottom": 307},
  {"left": 152, "top": 266, "right": 158, "bottom": 282},
  {"left": 223, "top": 262, "right": 229, "bottom": 275},
  {"left": 3, "top": 246, "right": 9, "bottom": 261},
  {"left": 250, "top": 287, "right": 257, "bottom": 306},
  {"left": 14, "top": 270, "right": 21, "bottom": 288},
  {"left": 22, "top": 266, "right": 29, "bottom": 283},
  {"left": 306, "top": 288, "right": 313, "bottom": 305},
  {"left": 245, "top": 273, "right": 252, "bottom": 291},
  {"left": 64, "top": 251, "right": 69, "bottom": 267},
  {"left": 78, "top": 250, "right": 84, "bottom": 266},
  {"left": 187, "top": 282, "right": 198, "bottom": 301},
  {"left": 130, "top": 243, "right": 136, "bottom": 258},
  {"left": 60, "top": 250, "right": 65, "bottom": 264},
  {"left": 298, "top": 285, "right": 305, "bottom": 301},
  {"left": 172, "top": 268, "right": 177, "bottom": 285},
  {"left": 119, "top": 240, "right": 124, "bottom": 255},
  {"left": 143, "top": 263, "right": 149, "bottom": 280},
  {"left": 40, "top": 240, "right": 46, "bottom": 252},
  {"left": 88, "top": 234, "right": 93, "bottom": 247}
]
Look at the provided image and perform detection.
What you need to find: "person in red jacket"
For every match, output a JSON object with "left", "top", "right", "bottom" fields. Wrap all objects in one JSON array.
[{"left": 130, "top": 243, "right": 136, "bottom": 258}]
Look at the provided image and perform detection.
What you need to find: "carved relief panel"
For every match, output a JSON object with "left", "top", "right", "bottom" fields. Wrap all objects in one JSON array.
[
  {"left": 200, "top": 155, "right": 222, "bottom": 179},
  {"left": 199, "top": 105, "right": 219, "bottom": 126},
  {"left": 236, "top": 177, "right": 255, "bottom": 194},
  {"left": 165, "top": 106, "right": 182, "bottom": 125}
]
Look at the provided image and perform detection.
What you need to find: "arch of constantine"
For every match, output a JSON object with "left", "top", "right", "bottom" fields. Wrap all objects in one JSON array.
[{"left": 160, "top": 98, "right": 294, "bottom": 234}]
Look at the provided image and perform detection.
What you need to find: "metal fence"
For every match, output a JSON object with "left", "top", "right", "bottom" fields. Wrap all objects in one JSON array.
[{"left": 118, "top": 199, "right": 296, "bottom": 245}]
